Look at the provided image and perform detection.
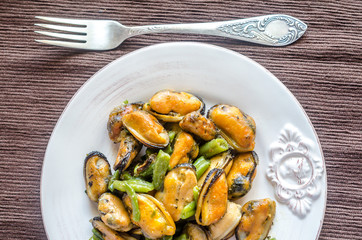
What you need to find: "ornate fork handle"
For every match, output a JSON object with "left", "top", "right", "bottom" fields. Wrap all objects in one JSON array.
[{"left": 127, "top": 14, "right": 307, "bottom": 46}]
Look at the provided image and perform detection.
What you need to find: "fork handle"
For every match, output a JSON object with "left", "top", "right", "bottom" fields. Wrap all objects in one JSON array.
[{"left": 127, "top": 14, "right": 307, "bottom": 46}]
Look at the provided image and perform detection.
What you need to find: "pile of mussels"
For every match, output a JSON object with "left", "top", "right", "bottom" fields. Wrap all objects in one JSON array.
[{"left": 84, "top": 90, "right": 276, "bottom": 240}]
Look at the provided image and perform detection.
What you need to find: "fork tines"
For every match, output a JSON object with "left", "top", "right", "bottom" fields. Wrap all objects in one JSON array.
[{"left": 34, "top": 16, "right": 88, "bottom": 49}]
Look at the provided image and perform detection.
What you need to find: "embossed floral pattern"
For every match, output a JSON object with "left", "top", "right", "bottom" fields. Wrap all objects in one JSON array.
[
  {"left": 217, "top": 15, "right": 307, "bottom": 46},
  {"left": 267, "top": 124, "right": 324, "bottom": 218}
]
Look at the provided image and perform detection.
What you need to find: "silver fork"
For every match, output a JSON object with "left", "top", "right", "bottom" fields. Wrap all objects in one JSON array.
[{"left": 35, "top": 15, "right": 307, "bottom": 50}]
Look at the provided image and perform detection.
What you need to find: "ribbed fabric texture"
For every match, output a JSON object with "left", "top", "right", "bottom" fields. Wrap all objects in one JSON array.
[{"left": 0, "top": 0, "right": 361, "bottom": 239}]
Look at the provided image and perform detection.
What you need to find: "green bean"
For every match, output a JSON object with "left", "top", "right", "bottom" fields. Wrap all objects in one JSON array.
[
  {"left": 193, "top": 156, "right": 205, "bottom": 168},
  {"left": 91, "top": 228, "right": 104, "bottom": 240},
  {"left": 120, "top": 171, "right": 133, "bottom": 180},
  {"left": 123, "top": 182, "right": 140, "bottom": 222},
  {"left": 180, "top": 201, "right": 196, "bottom": 219},
  {"left": 168, "top": 130, "right": 177, "bottom": 143},
  {"left": 153, "top": 150, "right": 170, "bottom": 190},
  {"left": 89, "top": 235, "right": 101, "bottom": 240},
  {"left": 174, "top": 233, "right": 189, "bottom": 240},
  {"left": 196, "top": 161, "right": 210, "bottom": 179},
  {"left": 199, "top": 138, "right": 228, "bottom": 158},
  {"left": 193, "top": 156, "right": 211, "bottom": 179},
  {"left": 107, "top": 170, "right": 120, "bottom": 190},
  {"left": 163, "top": 144, "right": 173, "bottom": 155},
  {"left": 109, "top": 179, "right": 154, "bottom": 193},
  {"left": 163, "top": 130, "right": 177, "bottom": 154},
  {"left": 126, "top": 179, "right": 154, "bottom": 191}
]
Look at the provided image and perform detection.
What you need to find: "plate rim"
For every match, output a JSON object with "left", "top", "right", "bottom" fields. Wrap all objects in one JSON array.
[{"left": 40, "top": 41, "right": 327, "bottom": 240}]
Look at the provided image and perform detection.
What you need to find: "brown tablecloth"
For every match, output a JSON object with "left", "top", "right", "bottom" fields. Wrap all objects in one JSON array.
[{"left": 1, "top": 0, "right": 361, "bottom": 239}]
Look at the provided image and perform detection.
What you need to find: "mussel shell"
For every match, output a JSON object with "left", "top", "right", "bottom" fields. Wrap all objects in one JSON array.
[
  {"left": 155, "top": 163, "right": 197, "bottom": 221},
  {"left": 208, "top": 104, "right": 256, "bottom": 152},
  {"left": 197, "top": 151, "right": 234, "bottom": 187},
  {"left": 144, "top": 90, "right": 205, "bottom": 122},
  {"left": 122, "top": 110, "right": 169, "bottom": 149},
  {"left": 98, "top": 193, "right": 133, "bottom": 232},
  {"left": 129, "top": 227, "right": 143, "bottom": 236},
  {"left": 179, "top": 111, "right": 217, "bottom": 141},
  {"left": 114, "top": 130, "right": 142, "bottom": 171},
  {"left": 227, "top": 151, "right": 258, "bottom": 199},
  {"left": 91, "top": 217, "right": 138, "bottom": 240},
  {"left": 184, "top": 223, "right": 211, "bottom": 240},
  {"left": 173, "top": 162, "right": 197, "bottom": 172},
  {"left": 196, "top": 168, "right": 228, "bottom": 226},
  {"left": 123, "top": 193, "right": 176, "bottom": 239},
  {"left": 143, "top": 103, "right": 184, "bottom": 122},
  {"left": 84, "top": 151, "right": 111, "bottom": 202},
  {"left": 107, "top": 102, "right": 143, "bottom": 142},
  {"left": 209, "top": 201, "right": 242, "bottom": 240},
  {"left": 134, "top": 153, "right": 156, "bottom": 177},
  {"left": 235, "top": 198, "right": 276, "bottom": 240}
]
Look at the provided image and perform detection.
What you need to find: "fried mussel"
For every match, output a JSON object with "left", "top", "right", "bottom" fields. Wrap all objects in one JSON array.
[
  {"left": 208, "top": 104, "right": 256, "bottom": 152},
  {"left": 197, "top": 150, "right": 234, "bottom": 188},
  {"left": 91, "top": 217, "right": 137, "bottom": 240},
  {"left": 169, "top": 131, "right": 199, "bottom": 168},
  {"left": 155, "top": 163, "right": 197, "bottom": 222},
  {"left": 122, "top": 110, "right": 169, "bottom": 149},
  {"left": 179, "top": 111, "right": 217, "bottom": 141},
  {"left": 196, "top": 168, "right": 228, "bottom": 226},
  {"left": 227, "top": 151, "right": 259, "bottom": 199},
  {"left": 236, "top": 199, "right": 276, "bottom": 240},
  {"left": 209, "top": 201, "right": 242, "bottom": 240},
  {"left": 114, "top": 130, "right": 142, "bottom": 172},
  {"left": 107, "top": 102, "right": 143, "bottom": 143},
  {"left": 84, "top": 151, "right": 111, "bottom": 202},
  {"left": 123, "top": 193, "right": 176, "bottom": 239},
  {"left": 143, "top": 90, "right": 205, "bottom": 122},
  {"left": 181, "top": 223, "right": 211, "bottom": 240},
  {"left": 98, "top": 193, "right": 133, "bottom": 232},
  {"left": 85, "top": 89, "right": 277, "bottom": 240}
]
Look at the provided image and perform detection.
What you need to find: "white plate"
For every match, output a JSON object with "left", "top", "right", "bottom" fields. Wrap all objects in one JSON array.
[{"left": 41, "top": 42, "right": 326, "bottom": 240}]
